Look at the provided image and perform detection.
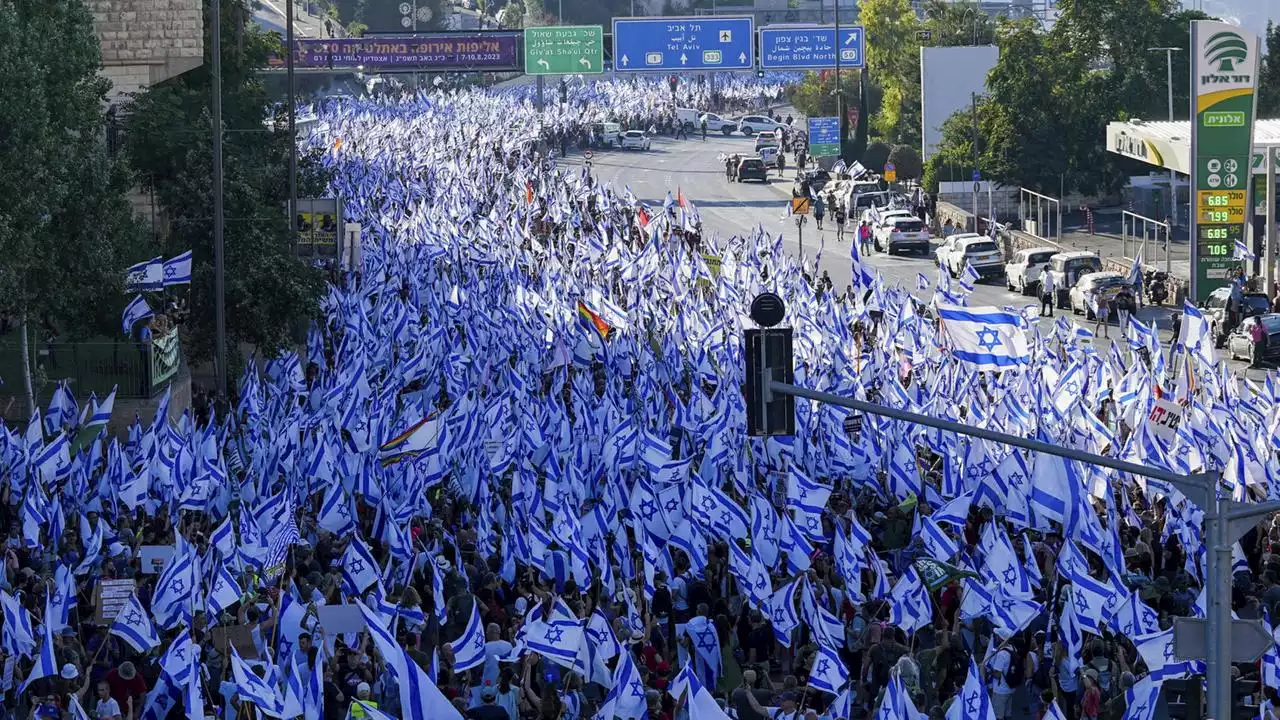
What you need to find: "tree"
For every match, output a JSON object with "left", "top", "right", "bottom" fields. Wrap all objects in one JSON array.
[
  {"left": 125, "top": 0, "right": 327, "bottom": 369},
  {"left": 863, "top": 141, "right": 891, "bottom": 172},
  {"left": 787, "top": 70, "right": 881, "bottom": 120},
  {"left": 860, "top": 0, "right": 921, "bottom": 145},
  {"left": 1260, "top": 21, "right": 1280, "bottom": 118},
  {"left": 888, "top": 144, "right": 923, "bottom": 180},
  {"left": 0, "top": 0, "right": 147, "bottom": 413}
]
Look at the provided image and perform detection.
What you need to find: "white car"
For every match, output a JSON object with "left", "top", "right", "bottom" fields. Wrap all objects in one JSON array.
[
  {"left": 737, "top": 115, "right": 786, "bottom": 136},
  {"left": 758, "top": 146, "right": 780, "bottom": 165},
  {"left": 1046, "top": 251, "right": 1103, "bottom": 308},
  {"left": 619, "top": 130, "right": 651, "bottom": 151},
  {"left": 874, "top": 215, "right": 931, "bottom": 255},
  {"left": 1069, "top": 271, "right": 1131, "bottom": 319},
  {"left": 934, "top": 234, "right": 1004, "bottom": 280},
  {"left": 1004, "top": 246, "right": 1059, "bottom": 295},
  {"left": 701, "top": 113, "right": 737, "bottom": 135}
]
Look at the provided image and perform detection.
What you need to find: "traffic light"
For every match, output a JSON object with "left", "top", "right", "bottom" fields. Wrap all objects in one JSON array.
[
  {"left": 756, "top": 69, "right": 764, "bottom": 79},
  {"left": 745, "top": 328, "right": 795, "bottom": 436},
  {"left": 668, "top": 75, "right": 678, "bottom": 95},
  {"left": 558, "top": 79, "right": 567, "bottom": 105}
]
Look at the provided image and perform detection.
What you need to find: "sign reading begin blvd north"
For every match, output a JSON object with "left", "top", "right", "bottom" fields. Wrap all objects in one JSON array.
[
  {"left": 524, "top": 26, "right": 604, "bottom": 75},
  {"left": 759, "top": 26, "right": 865, "bottom": 69},
  {"left": 612, "top": 16, "right": 754, "bottom": 72}
]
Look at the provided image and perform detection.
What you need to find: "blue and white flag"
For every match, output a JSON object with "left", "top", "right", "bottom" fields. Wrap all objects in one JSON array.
[
  {"left": 163, "top": 250, "right": 193, "bottom": 285},
  {"left": 231, "top": 646, "right": 283, "bottom": 716},
  {"left": 597, "top": 651, "right": 647, "bottom": 720},
  {"left": 669, "top": 665, "right": 732, "bottom": 720},
  {"left": 937, "top": 304, "right": 1030, "bottom": 370},
  {"left": 206, "top": 562, "right": 243, "bottom": 618},
  {"left": 341, "top": 535, "right": 381, "bottom": 594},
  {"left": 1, "top": 590, "right": 35, "bottom": 657},
  {"left": 521, "top": 598, "right": 584, "bottom": 670},
  {"left": 110, "top": 590, "right": 160, "bottom": 653},
  {"left": 888, "top": 567, "right": 932, "bottom": 634},
  {"left": 945, "top": 658, "right": 996, "bottom": 720},
  {"left": 121, "top": 294, "right": 154, "bottom": 335},
  {"left": 1233, "top": 238, "right": 1256, "bottom": 261},
  {"left": 448, "top": 601, "right": 486, "bottom": 672},
  {"left": 20, "top": 596, "right": 57, "bottom": 691},
  {"left": 125, "top": 257, "right": 164, "bottom": 291},
  {"left": 806, "top": 641, "right": 848, "bottom": 695}
]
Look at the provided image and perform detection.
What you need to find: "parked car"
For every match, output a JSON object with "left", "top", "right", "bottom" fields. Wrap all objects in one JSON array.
[
  {"left": 1227, "top": 314, "right": 1280, "bottom": 366},
  {"left": 736, "top": 157, "right": 769, "bottom": 182},
  {"left": 1069, "top": 271, "right": 1130, "bottom": 319},
  {"left": 619, "top": 130, "right": 651, "bottom": 151},
  {"left": 1047, "top": 251, "right": 1102, "bottom": 308},
  {"left": 935, "top": 234, "right": 1004, "bottom": 280},
  {"left": 737, "top": 115, "right": 786, "bottom": 136},
  {"left": 1201, "top": 286, "right": 1271, "bottom": 347},
  {"left": 754, "top": 132, "right": 780, "bottom": 153},
  {"left": 874, "top": 215, "right": 931, "bottom": 255},
  {"left": 1005, "top": 246, "right": 1059, "bottom": 295},
  {"left": 700, "top": 113, "right": 737, "bottom": 135}
]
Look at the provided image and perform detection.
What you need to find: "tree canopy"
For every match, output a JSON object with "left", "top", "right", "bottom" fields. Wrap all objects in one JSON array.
[
  {"left": 125, "top": 0, "right": 328, "bottom": 366},
  {"left": 0, "top": 0, "right": 146, "bottom": 340}
]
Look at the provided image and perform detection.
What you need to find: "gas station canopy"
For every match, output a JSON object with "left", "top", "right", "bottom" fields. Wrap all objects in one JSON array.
[{"left": 1106, "top": 119, "right": 1280, "bottom": 175}]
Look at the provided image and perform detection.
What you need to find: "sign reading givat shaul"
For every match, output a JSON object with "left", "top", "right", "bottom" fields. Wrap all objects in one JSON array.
[{"left": 1190, "top": 20, "right": 1260, "bottom": 302}]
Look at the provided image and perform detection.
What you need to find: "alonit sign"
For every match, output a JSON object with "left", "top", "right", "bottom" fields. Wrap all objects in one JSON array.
[{"left": 1189, "top": 21, "right": 1260, "bottom": 302}]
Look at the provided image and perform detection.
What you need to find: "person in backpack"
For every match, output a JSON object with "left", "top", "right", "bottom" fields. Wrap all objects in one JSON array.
[
  {"left": 988, "top": 640, "right": 1019, "bottom": 720},
  {"left": 834, "top": 203, "right": 847, "bottom": 243},
  {"left": 813, "top": 194, "right": 825, "bottom": 231}
]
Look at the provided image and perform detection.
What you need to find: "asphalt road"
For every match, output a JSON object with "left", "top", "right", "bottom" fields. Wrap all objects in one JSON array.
[{"left": 561, "top": 134, "right": 1273, "bottom": 382}]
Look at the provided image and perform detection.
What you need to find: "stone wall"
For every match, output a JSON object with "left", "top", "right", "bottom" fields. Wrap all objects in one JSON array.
[{"left": 89, "top": 0, "right": 205, "bottom": 104}]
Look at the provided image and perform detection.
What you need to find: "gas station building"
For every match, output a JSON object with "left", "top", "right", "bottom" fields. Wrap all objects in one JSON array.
[{"left": 1106, "top": 118, "right": 1280, "bottom": 288}]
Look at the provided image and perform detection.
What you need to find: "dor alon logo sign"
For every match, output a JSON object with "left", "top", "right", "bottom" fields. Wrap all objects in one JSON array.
[{"left": 1206, "top": 31, "right": 1248, "bottom": 73}]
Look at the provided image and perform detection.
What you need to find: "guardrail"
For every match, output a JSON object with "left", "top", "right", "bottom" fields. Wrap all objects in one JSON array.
[{"left": 0, "top": 330, "right": 183, "bottom": 403}]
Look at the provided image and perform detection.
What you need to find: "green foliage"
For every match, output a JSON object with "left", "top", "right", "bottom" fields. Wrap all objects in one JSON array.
[
  {"left": 0, "top": 0, "right": 147, "bottom": 339},
  {"left": 863, "top": 142, "right": 891, "bottom": 172},
  {"left": 845, "top": 72, "right": 870, "bottom": 165},
  {"left": 1260, "top": 21, "right": 1280, "bottom": 118},
  {"left": 124, "top": 0, "right": 327, "bottom": 364},
  {"left": 926, "top": 0, "right": 1210, "bottom": 197},
  {"left": 788, "top": 71, "right": 880, "bottom": 120},
  {"left": 888, "top": 144, "right": 923, "bottom": 179}
]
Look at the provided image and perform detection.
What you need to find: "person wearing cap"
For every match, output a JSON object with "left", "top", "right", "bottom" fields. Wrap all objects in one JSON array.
[
  {"left": 465, "top": 684, "right": 510, "bottom": 720},
  {"left": 349, "top": 682, "right": 377, "bottom": 719},
  {"left": 105, "top": 660, "right": 148, "bottom": 712}
]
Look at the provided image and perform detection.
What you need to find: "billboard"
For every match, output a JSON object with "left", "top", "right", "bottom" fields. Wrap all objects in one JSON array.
[
  {"left": 1189, "top": 20, "right": 1260, "bottom": 302},
  {"left": 295, "top": 198, "right": 344, "bottom": 265},
  {"left": 920, "top": 45, "right": 1000, "bottom": 162},
  {"left": 282, "top": 33, "right": 522, "bottom": 72}
]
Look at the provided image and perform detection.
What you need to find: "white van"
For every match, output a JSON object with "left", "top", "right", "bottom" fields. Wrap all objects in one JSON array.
[{"left": 675, "top": 108, "right": 702, "bottom": 130}]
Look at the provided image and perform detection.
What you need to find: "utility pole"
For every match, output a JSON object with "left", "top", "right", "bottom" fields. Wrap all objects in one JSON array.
[
  {"left": 212, "top": 0, "right": 227, "bottom": 402},
  {"left": 834, "top": 0, "right": 842, "bottom": 161},
  {"left": 1149, "top": 47, "right": 1182, "bottom": 230},
  {"left": 972, "top": 92, "right": 979, "bottom": 228},
  {"left": 286, "top": 0, "right": 298, "bottom": 248}
]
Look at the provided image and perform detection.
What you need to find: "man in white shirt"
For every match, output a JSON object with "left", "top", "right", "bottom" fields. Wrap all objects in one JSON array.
[
  {"left": 987, "top": 646, "right": 1017, "bottom": 719},
  {"left": 1039, "top": 267, "right": 1056, "bottom": 317}
]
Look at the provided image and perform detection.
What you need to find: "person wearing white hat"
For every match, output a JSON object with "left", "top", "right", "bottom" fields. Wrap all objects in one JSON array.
[{"left": 349, "top": 682, "right": 377, "bottom": 719}]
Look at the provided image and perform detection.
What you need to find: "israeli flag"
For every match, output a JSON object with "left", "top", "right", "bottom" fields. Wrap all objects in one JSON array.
[
  {"left": 125, "top": 257, "right": 164, "bottom": 291},
  {"left": 163, "top": 250, "right": 193, "bottom": 285},
  {"left": 20, "top": 596, "right": 58, "bottom": 691},
  {"left": 341, "top": 535, "right": 380, "bottom": 594},
  {"left": 1, "top": 590, "right": 36, "bottom": 657},
  {"left": 945, "top": 659, "right": 995, "bottom": 720},
  {"left": 1233, "top": 238, "right": 1257, "bottom": 261},
  {"left": 937, "top": 303, "right": 1030, "bottom": 371},
  {"left": 110, "top": 591, "right": 160, "bottom": 653},
  {"left": 807, "top": 642, "right": 849, "bottom": 695},
  {"left": 121, "top": 294, "right": 154, "bottom": 335},
  {"left": 448, "top": 602, "right": 486, "bottom": 672}
]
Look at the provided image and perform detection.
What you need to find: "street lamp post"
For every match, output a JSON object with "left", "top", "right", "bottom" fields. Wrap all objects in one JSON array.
[{"left": 1149, "top": 46, "right": 1182, "bottom": 245}]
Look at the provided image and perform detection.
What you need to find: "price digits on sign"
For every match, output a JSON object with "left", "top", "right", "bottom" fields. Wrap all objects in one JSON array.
[{"left": 1197, "top": 223, "right": 1240, "bottom": 258}]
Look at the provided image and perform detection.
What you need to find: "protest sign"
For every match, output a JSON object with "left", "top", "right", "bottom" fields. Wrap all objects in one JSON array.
[
  {"left": 95, "top": 579, "right": 136, "bottom": 624},
  {"left": 139, "top": 545, "right": 174, "bottom": 574}
]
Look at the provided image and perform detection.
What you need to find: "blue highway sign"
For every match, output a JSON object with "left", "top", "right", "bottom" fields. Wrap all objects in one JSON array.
[
  {"left": 807, "top": 116, "right": 841, "bottom": 157},
  {"left": 759, "top": 26, "right": 865, "bottom": 70},
  {"left": 612, "top": 16, "right": 754, "bottom": 72}
]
